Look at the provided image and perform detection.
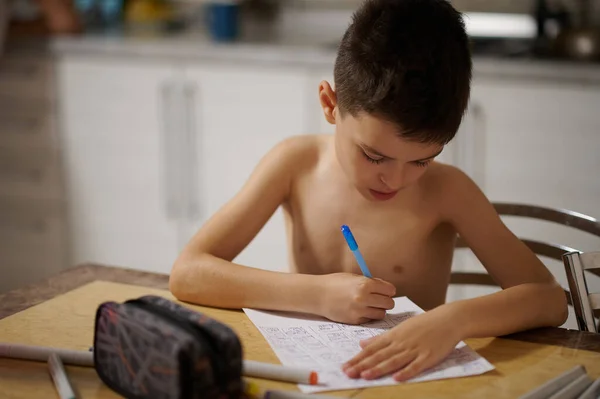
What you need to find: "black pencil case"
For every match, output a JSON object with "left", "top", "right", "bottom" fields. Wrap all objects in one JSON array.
[{"left": 93, "top": 295, "right": 243, "bottom": 399}]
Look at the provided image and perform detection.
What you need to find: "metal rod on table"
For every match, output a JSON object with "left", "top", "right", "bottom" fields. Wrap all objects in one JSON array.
[{"left": 518, "top": 365, "right": 588, "bottom": 399}]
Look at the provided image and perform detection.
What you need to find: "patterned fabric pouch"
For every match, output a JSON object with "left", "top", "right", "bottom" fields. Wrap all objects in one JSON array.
[{"left": 93, "top": 295, "right": 243, "bottom": 399}]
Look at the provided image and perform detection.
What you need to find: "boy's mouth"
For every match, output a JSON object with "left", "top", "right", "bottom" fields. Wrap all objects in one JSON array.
[{"left": 369, "top": 189, "right": 398, "bottom": 201}]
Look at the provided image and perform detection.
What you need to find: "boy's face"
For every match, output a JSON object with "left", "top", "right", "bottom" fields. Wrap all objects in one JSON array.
[{"left": 319, "top": 82, "right": 443, "bottom": 202}]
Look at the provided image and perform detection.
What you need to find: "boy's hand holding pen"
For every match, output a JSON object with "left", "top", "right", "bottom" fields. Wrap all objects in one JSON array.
[{"left": 317, "top": 225, "right": 396, "bottom": 325}]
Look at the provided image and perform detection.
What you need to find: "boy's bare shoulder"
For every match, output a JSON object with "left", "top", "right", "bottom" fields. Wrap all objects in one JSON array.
[
  {"left": 420, "top": 162, "right": 484, "bottom": 214},
  {"left": 424, "top": 161, "right": 472, "bottom": 185},
  {"left": 269, "top": 134, "right": 328, "bottom": 175}
]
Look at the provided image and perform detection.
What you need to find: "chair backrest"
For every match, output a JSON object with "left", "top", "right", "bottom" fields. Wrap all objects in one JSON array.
[
  {"left": 563, "top": 251, "right": 600, "bottom": 333},
  {"left": 452, "top": 202, "right": 600, "bottom": 311}
]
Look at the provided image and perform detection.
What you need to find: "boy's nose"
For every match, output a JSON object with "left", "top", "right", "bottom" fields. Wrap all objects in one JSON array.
[{"left": 379, "top": 170, "right": 404, "bottom": 191}]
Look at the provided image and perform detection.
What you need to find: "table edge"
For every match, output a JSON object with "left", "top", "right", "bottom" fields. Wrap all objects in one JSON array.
[
  {"left": 1, "top": 263, "right": 598, "bottom": 353},
  {"left": 0, "top": 263, "right": 169, "bottom": 320}
]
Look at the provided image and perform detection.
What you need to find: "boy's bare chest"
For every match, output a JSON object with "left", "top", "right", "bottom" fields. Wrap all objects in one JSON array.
[
  {"left": 284, "top": 187, "right": 455, "bottom": 309},
  {"left": 285, "top": 176, "right": 453, "bottom": 287}
]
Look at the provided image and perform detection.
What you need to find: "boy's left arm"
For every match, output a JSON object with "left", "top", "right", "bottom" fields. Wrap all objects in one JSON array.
[
  {"left": 343, "top": 166, "right": 568, "bottom": 381},
  {"left": 434, "top": 166, "right": 569, "bottom": 337}
]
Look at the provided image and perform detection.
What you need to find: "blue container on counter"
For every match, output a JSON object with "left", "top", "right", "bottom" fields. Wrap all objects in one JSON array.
[
  {"left": 74, "top": 0, "right": 124, "bottom": 29},
  {"left": 206, "top": 1, "right": 240, "bottom": 42}
]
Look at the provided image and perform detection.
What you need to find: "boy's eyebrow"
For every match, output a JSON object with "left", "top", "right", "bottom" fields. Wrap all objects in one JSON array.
[
  {"left": 412, "top": 148, "right": 443, "bottom": 162},
  {"left": 361, "top": 144, "right": 443, "bottom": 162},
  {"left": 361, "top": 143, "right": 395, "bottom": 159}
]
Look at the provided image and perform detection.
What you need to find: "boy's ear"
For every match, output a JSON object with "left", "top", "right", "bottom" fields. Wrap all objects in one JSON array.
[{"left": 318, "top": 81, "right": 337, "bottom": 125}]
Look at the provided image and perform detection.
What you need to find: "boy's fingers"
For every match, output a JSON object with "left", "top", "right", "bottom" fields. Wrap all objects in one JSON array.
[
  {"left": 359, "top": 336, "right": 377, "bottom": 348},
  {"left": 363, "top": 307, "right": 387, "bottom": 320},
  {"left": 344, "top": 345, "right": 393, "bottom": 378},
  {"left": 342, "top": 336, "right": 389, "bottom": 371},
  {"left": 369, "top": 278, "right": 396, "bottom": 297},
  {"left": 361, "top": 351, "right": 415, "bottom": 380},
  {"left": 393, "top": 355, "right": 428, "bottom": 381},
  {"left": 365, "top": 294, "right": 395, "bottom": 310}
]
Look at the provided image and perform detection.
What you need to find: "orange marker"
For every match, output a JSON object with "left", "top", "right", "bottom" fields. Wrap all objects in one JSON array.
[{"left": 243, "top": 360, "right": 319, "bottom": 385}]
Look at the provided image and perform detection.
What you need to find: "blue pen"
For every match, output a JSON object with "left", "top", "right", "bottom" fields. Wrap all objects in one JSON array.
[{"left": 341, "top": 225, "right": 373, "bottom": 278}]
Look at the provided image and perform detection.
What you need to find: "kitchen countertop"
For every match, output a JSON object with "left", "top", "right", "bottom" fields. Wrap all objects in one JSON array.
[{"left": 51, "top": 32, "right": 600, "bottom": 84}]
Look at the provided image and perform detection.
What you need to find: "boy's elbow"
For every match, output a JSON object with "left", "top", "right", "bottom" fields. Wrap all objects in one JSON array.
[
  {"left": 548, "top": 282, "right": 569, "bottom": 327},
  {"left": 169, "top": 258, "right": 196, "bottom": 302},
  {"left": 169, "top": 262, "right": 186, "bottom": 300},
  {"left": 169, "top": 254, "right": 213, "bottom": 305}
]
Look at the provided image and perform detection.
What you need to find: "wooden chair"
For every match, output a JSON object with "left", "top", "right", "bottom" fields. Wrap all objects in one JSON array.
[
  {"left": 452, "top": 202, "right": 600, "bottom": 329},
  {"left": 563, "top": 251, "right": 600, "bottom": 332}
]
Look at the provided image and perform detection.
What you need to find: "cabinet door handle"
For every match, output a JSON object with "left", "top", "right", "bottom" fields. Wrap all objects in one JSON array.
[
  {"left": 470, "top": 102, "right": 486, "bottom": 190},
  {"left": 183, "top": 81, "right": 200, "bottom": 221},
  {"left": 159, "top": 81, "right": 181, "bottom": 220}
]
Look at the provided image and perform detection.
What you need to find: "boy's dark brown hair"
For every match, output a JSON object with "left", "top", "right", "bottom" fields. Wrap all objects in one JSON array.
[{"left": 334, "top": 0, "right": 472, "bottom": 145}]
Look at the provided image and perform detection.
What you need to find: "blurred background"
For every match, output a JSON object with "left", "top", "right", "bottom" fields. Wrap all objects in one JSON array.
[{"left": 0, "top": 0, "right": 599, "bottom": 329}]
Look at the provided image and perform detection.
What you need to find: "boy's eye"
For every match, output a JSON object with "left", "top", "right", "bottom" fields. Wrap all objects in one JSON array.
[
  {"left": 413, "top": 160, "right": 432, "bottom": 168},
  {"left": 362, "top": 150, "right": 384, "bottom": 165}
]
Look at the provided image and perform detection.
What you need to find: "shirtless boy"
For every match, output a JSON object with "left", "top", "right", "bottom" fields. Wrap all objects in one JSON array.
[{"left": 169, "top": 0, "right": 568, "bottom": 382}]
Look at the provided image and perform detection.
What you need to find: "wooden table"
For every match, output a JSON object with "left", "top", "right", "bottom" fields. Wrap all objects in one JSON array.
[{"left": 1, "top": 264, "right": 600, "bottom": 399}]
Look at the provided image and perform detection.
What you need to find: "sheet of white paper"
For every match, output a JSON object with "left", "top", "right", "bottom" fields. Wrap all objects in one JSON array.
[{"left": 243, "top": 297, "right": 495, "bottom": 393}]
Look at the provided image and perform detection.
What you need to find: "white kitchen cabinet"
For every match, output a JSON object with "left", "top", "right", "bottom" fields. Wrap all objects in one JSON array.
[
  {"left": 185, "top": 63, "right": 313, "bottom": 272},
  {"left": 482, "top": 78, "right": 600, "bottom": 305},
  {"left": 472, "top": 78, "right": 600, "bottom": 252},
  {"left": 448, "top": 78, "right": 600, "bottom": 321},
  {"left": 478, "top": 79, "right": 599, "bottom": 215},
  {"left": 57, "top": 56, "right": 190, "bottom": 273}
]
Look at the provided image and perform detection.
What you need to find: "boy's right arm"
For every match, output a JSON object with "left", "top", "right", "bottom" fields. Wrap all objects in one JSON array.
[
  {"left": 169, "top": 137, "right": 324, "bottom": 314},
  {"left": 170, "top": 137, "right": 396, "bottom": 323}
]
